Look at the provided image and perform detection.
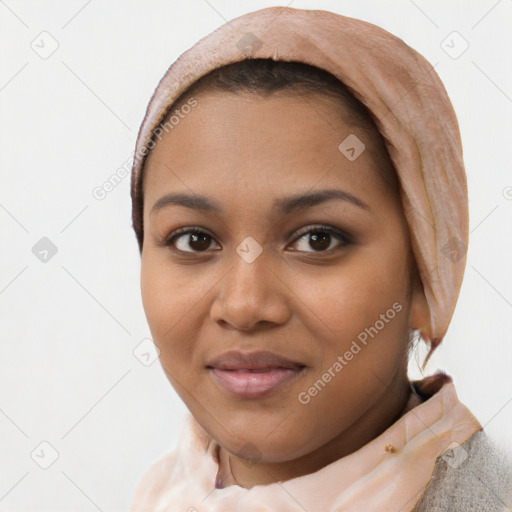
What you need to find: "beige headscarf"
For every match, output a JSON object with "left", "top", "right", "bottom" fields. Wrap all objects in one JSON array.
[{"left": 130, "top": 6, "right": 469, "bottom": 352}]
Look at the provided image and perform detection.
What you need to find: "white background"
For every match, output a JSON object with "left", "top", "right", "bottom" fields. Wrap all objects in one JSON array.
[{"left": 1, "top": 0, "right": 511, "bottom": 510}]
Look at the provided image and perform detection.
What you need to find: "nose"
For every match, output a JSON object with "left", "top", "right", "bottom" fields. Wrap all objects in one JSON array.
[{"left": 210, "top": 246, "right": 292, "bottom": 332}]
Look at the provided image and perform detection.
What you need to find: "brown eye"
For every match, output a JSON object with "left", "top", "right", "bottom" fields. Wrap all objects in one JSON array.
[
  {"left": 165, "top": 228, "right": 220, "bottom": 253},
  {"left": 291, "top": 225, "right": 352, "bottom": 253},
  {"left": 161, "top": 224, "right": 352, "bottom": 255},
  {"left": 308, "top": 231, "right": 331, "bottom": 251}
]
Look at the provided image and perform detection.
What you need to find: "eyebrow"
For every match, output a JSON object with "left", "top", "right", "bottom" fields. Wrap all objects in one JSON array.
[{"left": 150, "top": 188, "right": 370, "bottom": 216}]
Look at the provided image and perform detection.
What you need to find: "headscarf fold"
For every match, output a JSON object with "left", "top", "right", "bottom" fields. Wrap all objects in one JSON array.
[{"left": 130, "top": 6, "right": 469, "bottom": 348}]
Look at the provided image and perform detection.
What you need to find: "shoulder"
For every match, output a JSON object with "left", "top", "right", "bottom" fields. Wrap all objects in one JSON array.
[
  {"left": 129, "top": 451, "right": 178, "bottom": 512},
  {"left": 413, "top": 430, "right": 512, "bottom": 512}
]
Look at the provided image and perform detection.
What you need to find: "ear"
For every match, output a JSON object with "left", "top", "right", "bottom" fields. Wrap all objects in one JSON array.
[{"left": 408, "top": 269, "right": 431, "bottom": 339}]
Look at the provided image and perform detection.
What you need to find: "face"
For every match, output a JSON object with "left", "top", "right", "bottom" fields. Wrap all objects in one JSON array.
[{"left": 140, "top": 89, "right": 429, "bottom": 467}]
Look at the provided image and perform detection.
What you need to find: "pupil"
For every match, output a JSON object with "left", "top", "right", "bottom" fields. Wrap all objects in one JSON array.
[
  {"left": 310, "top": 231, "right": 330, "bottom": 251},
  {"left": 190, "top": 233, "right": 210, "bottom": 251}
]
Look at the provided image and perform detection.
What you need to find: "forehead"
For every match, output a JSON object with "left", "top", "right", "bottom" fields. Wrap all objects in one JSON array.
[{"left": 143, "top": 90, "right": 393, "bottom": 211}]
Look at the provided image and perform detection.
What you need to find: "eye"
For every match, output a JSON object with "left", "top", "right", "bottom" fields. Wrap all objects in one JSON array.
[
  {"left": 160, "top": 224, "right": 352, "bottom": 255},
  {"left": 290, "top": 224, "right": 352, "bottom": 253},
  {"left": 162, "top": 227, "right": 220, "bottom": 253}
]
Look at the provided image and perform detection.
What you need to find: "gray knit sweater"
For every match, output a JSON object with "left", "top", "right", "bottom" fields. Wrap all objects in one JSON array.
[{"left": 413, "top": 431, "right": 512, "bottom": 511}]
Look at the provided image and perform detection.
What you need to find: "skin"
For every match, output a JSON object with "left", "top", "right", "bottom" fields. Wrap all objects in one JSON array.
[{"left": 140, "top": 89, "right": 430, "bottom": 488}]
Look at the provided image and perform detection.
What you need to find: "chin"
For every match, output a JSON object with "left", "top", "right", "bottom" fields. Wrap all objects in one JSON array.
[{"left": 214, "top": 416, "right": 317, "bottom": 462}]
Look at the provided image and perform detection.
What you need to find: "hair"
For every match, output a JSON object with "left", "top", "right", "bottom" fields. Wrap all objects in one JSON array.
[{"left": 164, "top": 58, "right": 383, "bottom": 133}]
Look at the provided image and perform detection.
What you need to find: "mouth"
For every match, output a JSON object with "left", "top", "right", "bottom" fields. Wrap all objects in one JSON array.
[{"left": 206, "top": 350, "right": 306, "bottom": 399}]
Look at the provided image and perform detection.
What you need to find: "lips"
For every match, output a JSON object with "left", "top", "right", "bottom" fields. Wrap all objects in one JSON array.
[
  {"left": 206, "top": 350, "right": 306, "bottom": 399},
  {"left": 207, "top": 350, "right": 304, "bottom": 371}
]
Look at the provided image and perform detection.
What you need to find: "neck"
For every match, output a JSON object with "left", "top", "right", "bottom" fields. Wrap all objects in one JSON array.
[{"left": 217, "top": 373, "right": 412, "bottom": 489}]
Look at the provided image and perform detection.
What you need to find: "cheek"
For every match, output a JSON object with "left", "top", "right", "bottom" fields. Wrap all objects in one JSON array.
[
  {"left": 140, "top": 252, "right": 201, "bottom": 362},
  {"left": 284, "top": 263, "right": 410, "bottom": 453},
  {"left": 293, "top": 246, "right": 412, "bottom": 402},
  {"left": 301, "top": 250, "right": 410, "bottom": 347}
]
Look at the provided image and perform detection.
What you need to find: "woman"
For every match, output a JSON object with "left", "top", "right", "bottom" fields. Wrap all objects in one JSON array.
[{"left": 128, "top": 6, "right": 511, "bottom": 511}]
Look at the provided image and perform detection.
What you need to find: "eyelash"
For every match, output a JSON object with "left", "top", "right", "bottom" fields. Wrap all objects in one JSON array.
[{"left": 159, "top": 224, "right": 353, "bottom": 255}]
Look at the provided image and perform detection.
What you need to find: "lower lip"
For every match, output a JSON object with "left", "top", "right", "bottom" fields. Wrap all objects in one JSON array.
[{"left": 209, "top": 367, "right": 304, "bottom": 399}]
